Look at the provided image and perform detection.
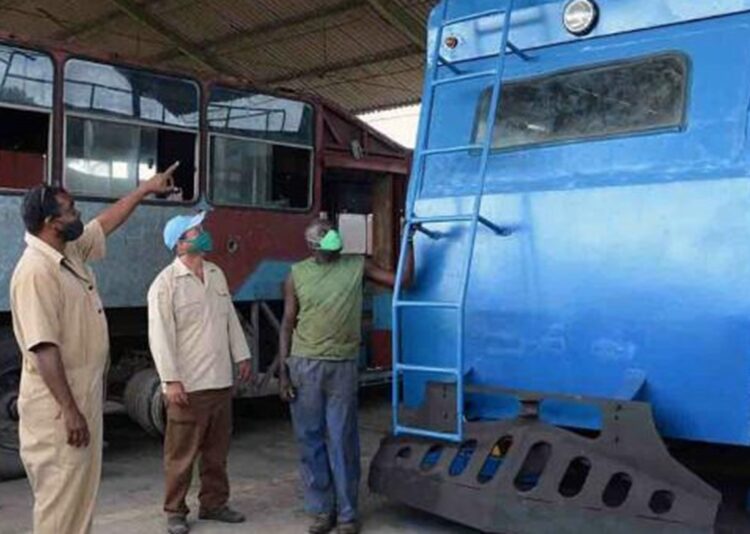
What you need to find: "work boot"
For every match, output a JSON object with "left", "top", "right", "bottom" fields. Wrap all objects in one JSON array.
[
  {"left": 198, "top": 505, "right": 246, "bottom": 523},
  {"left": 166, "top": 514, "right": 189, "bottom": 534},
  {"left": 336, "top": 521, "right": 360, "bottom": 534},
  {"left": 308, "top": 512, "right": 336, "bottom": 534}
]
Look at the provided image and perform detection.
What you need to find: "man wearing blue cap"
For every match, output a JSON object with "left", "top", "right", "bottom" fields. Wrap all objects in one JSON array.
[
  {"left": 147, "top": 211, "right": 252, "bottom": 534},
  {"left": 278, "top": 219, "right": 415, "bottom": 534}
]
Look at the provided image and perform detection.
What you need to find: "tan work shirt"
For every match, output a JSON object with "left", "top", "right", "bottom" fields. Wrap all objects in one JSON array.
[
  {"left": 11, "top": 220, "right": 109, "bottom": 379},
  {"left": 147, "top": 258, "right": 251, "bottom": 393},
  {"left": 10, "top": 220, "right": 109, "bottom": 534}
]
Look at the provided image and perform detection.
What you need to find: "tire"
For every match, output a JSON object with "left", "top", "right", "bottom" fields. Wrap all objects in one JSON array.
[
  {"left": 0, "top": 419, "right": 24, "bottom": 481},
  {"left": 123, "top": 368, "right": 165, "bottom": 437}
]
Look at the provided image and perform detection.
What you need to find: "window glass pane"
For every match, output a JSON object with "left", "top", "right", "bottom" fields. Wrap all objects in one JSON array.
[
  {"left": 208, "top": 87, "right": 313, "bottom": 146},
  {"left": 210, "top": 135, "right": 311, "bottom": 209},
  {"left": 0, "top": 45, "right": 53, "bottom": 108},
  {"left": 64, "top": 59, "right": 199, "bottom": 128},
  {"left": 473, "top": 54, "right": 687, "bottom": 150},
  {"left": 65, "top": 116, "right": 197, "bottom": 200},
  {"left": 65, "top": 117, "right": 157, "bottom": 197}
]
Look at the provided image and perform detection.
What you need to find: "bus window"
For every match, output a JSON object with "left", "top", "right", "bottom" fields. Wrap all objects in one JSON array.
[
  {"left": 473, "top": 54, "right": 688, "bottom": 151},
  {"left": 63, "top": 59, "right": 198, "bottom": 200},
  {"left": 207, "top": 87, "right": 313, "bottom": 210},
  {"left": 0, "top": 45, "right": 53, "bottom": 190}
]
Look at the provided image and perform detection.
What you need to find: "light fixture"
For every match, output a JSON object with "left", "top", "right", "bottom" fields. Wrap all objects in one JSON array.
[{"left": 563, "top": 0, "right": 599, "bottom": 36}]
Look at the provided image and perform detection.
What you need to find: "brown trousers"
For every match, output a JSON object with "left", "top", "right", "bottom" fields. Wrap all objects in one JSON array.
[{"left": 163, "top": 387, "right": 232, "bottom": 516}]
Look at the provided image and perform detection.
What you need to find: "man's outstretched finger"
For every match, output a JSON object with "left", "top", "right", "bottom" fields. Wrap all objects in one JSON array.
[{"left": 163, "top": 161, "right": 180, "bottom": 176}]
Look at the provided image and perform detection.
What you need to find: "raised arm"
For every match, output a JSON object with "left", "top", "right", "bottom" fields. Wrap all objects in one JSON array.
[
  {"left": 96, "top": 162, "right": 180, "bottom": 236},
  {"left": 278, "top": 274, "right": 299, "bottom": 401},
  {"left": 364, "top": 240, "right": 414, "bottom": 289}
]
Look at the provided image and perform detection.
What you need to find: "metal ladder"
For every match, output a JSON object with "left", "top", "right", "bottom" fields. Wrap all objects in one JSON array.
[{"left": 392, "top": 0, "right": 520, "bottom": 443}]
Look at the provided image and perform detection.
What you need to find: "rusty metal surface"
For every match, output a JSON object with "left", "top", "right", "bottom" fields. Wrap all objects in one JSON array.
[{"left": 370, "top": 382, "right": 721, "bottom": 534}]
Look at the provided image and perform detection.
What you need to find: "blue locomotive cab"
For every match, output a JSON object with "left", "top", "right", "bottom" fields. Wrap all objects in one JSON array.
[{"left": 370, "top": 1, "right": 750, "bottom": 532}]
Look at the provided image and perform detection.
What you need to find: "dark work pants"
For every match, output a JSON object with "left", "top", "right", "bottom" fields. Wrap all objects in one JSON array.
[
  {"left": 288, "top": 356, "right": 360, "bottom": 523},
  {"left": 163, "top": 387, "right": 232, "bottom": 516}
]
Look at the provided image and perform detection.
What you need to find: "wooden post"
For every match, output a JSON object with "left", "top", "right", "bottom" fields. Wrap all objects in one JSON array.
[{"left": 372, "top": 173, "right": 395, "bottom": 270}]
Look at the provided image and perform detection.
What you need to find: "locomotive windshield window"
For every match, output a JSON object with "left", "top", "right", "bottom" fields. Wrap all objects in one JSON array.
[
  {"left": 63, "top": 59, "right": 199, "bottom": 201},
  {"left": 0, "top": 45, "right": 53, "bottom": 190},
  {"left": 208, "top": 87, "right": 313, "bottom": 211},
  {"left": 472, "top": 54, "right": 687, "bottom": 150}
]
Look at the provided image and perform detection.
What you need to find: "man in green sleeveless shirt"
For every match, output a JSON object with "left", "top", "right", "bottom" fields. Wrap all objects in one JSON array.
[{"left": 279, "top": 219, "right": 414, "bottom": 534}]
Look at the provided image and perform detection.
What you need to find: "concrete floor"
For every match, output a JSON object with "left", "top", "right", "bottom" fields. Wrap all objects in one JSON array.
[
  {"left": 0, "top": 389, "right": 474, "bottom": 534},
  {"left": 2, "top": 388, "right": 749, "bottom": 533}
]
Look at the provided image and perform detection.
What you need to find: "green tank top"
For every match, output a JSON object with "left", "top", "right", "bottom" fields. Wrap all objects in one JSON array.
[{"left": 291, "top": 255, "right": 365, "bottom": 359}]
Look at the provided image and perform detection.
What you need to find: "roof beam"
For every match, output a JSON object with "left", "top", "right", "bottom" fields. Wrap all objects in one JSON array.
[
  {"left": 262, "top": 44, "right": 421, "bottom": 85},
  {"left": 365, "top": 0, "right": 426, "bottom": 51},
  {"left": 149, "top": 0, "right": 361, "bottom": 64},
  {"left": 105, "top": 0, "right": 242, "bottom": 77},
  {"left": 52, "top": 0, "right": 173, "bottom": 41}
]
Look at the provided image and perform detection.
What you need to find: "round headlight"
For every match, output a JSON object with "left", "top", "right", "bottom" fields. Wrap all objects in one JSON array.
[{"left": 563, "top": 0, "right": 599, "bottom": 36}]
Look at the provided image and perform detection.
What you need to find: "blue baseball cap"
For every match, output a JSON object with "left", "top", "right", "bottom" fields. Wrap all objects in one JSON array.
[{"left": 163, "top": 211, "right": 206, "bottom": 250}]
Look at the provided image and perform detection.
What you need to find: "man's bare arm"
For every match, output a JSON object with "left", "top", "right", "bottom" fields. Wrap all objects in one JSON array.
[
  {"left": 96, "top": 162, "right": 180, "bottom": 236},
  {"left": 364, "top": 241, "right": 414, "bottom": 288},
  {"left": 31, "top": 343, "right": 89, "bottom": 448},
  {"left": 278, "top": 274, "right": 298, "bottom": 401}
]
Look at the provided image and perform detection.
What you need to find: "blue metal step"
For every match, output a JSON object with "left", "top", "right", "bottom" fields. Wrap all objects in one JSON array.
[
  {"left": 421, "top": 144, "right": 482, "bottom": 157},
  {"left": 395, "top": 363, "right": 460, "bottom": 376},
  {"left": 393, "top": 425, "right": 462, "bottom": 442},
  {"left": 394, "top": 300, "right": 460, "bottom": 309}
]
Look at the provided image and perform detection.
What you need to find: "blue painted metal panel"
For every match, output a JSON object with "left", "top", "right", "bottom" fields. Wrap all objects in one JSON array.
[
  {"left": 233, "top": 260, "right": 292, "bottom": 301},
  {"left": 431, "top": 0, "right": 750, "bottom": 61},
  {"left": 400, "top": 1, "right": 750, "bottom": 446}
]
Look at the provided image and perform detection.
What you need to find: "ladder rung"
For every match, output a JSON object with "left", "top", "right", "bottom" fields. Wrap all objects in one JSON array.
[
  {"left": 412, "top": 214, "right": 473, "bottom": 224},
  {"left": 394, "top": 300, "right": 459, "bottom": 309},
  {"left": 432, "top": 69, "right": 496, "bottom": 87},
  {"left": 443, "top": 9, "right": 505, "bottom": 27},
  {"left": 395, "top": 425, "right": 462, "bottom": 442},
  {"left": 395, "top": 363, "right": 460, "bottom": 376},
  {"left": 422, "top": 144, "right": 482, "bottom": 156}
]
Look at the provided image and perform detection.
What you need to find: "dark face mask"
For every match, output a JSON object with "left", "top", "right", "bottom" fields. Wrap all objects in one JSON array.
[{"left": 60, "top": 218, "right": 84, "bottom": 242}]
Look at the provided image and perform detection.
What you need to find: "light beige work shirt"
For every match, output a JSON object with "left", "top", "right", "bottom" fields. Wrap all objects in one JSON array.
[
  {"left": 147, "top": 258, "right": 251, "bottom": 393},
  {"left": 11, "top": 220, "right": 109, "bottom": 380}
]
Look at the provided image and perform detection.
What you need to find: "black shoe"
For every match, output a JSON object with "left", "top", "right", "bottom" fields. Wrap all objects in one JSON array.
[
  {"left": 198, "top": 506, "right": 246, "bottom": 523},
  {"left": 336, "top": 521, "right": 360, "bottom": 534},
  {"left": 308, "top": 512, "right": 336, "bottom": 534},
  {"left": 166, "top": 514, "right": 189, "bottom": 534}
]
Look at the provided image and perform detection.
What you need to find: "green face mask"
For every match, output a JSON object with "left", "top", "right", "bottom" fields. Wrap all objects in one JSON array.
[
  {"left": 185, "top": 231, "right": 213, "bottom": 254},
  {"left": 318, "top": 229, "right": 343, "bottom": 252}
]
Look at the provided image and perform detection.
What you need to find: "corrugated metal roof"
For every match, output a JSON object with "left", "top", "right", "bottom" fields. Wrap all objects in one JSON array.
[{"left": 0, "top": 0, "right": 437, "bottom": 112}]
